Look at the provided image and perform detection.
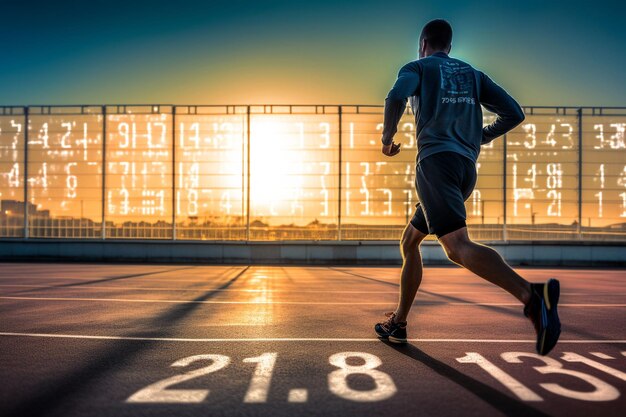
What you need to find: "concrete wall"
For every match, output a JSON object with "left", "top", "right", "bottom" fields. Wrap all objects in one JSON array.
[{"left": 0, "top": 239, "right": 624, "bottom": 266}]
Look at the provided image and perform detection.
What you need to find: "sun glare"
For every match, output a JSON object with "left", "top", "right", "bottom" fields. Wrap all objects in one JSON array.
[{"left": 250, "top": 118, "right": 305, "bottom": 220}]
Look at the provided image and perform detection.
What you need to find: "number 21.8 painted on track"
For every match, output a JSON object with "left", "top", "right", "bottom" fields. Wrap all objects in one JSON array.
[
  {"left": 127, "top": 352, "right": 395, "bottom": 403},
  {"left": 126, "top": 351, "right": 625, "bottom": 404}
]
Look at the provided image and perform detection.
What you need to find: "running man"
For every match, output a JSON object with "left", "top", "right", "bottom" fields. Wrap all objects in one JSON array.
[{"left": 374, "top": 19, "right": 561, "bottom": 355}]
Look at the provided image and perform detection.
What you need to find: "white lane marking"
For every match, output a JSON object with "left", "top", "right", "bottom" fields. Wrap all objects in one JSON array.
[
  {"left": 1, "top": 296, "right": 625, "bottom": 307},
  {"left": 590, "top": 352, "right": 615, "bottom": 359},
  {"left": 0, "top": 284, "right": 401, "bottom": 294},
  {"left": 0, "top": 296, "right": 393, "bottom": 305},
  {"left": 288, "top": 389, "right": 308, "bottom": 403},
  {"left": 1, "top": 332, "right": 625, "bottom": 343},
  {"left": 0, "top": 284, "right": 621, "bottom": 296}
]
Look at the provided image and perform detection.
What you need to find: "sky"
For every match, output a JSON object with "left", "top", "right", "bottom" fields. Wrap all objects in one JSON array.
[{"left": 1, "top": 0, "right": 624, "bottom": 107}]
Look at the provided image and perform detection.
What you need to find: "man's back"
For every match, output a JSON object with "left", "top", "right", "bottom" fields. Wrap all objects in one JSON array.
[{"left": 382, "top": 52, "right": 525, "bottom": 163}]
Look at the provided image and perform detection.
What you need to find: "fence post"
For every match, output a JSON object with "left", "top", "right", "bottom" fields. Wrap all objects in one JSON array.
[
  {"left": 246, "top": 106, "right": 251, "bottom": 241},
  {"left": 338, "top": 106, "right": 342, "bottom": 241},
  {"left": 502, "top": 133, "right": 507, "bottom": 242},
  {"left": 577, "top": 107, "right": 583, "bottom": 239},
  {"left": 101, "top": 106, "right": 107, "bottom": 239},
  {"left": 172, "top": 107, "right": 177, "bottom": 240},
  {"left": 23, "top": 107, "right": 29, "bottom": 239}
]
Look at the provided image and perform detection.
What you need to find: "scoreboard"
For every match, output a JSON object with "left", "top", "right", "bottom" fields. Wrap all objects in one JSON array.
[{"left": 0, "top": 105, "right": 624, "bottom": 241}]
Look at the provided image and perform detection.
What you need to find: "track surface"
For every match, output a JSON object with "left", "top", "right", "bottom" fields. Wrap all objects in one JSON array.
[{"left": 0, "top": 263, "right": 624, "bottom": 417}]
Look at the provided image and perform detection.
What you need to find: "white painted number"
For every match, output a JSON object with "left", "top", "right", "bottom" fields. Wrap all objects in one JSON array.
[
  {"left": 456, "top": 352, "right": 543, "bottom": 401},
  {"left": 561, "top": 352, "right": 626, "bottom": 381},
  {"left": 502, "top": 352, "right": 620, "bottom": 401},
  {"left": 328, "top": 352, "right": 397, "bottom": 402},
  {"left": 126, "top": 354, "right": 230, "bottom": 403},
  {"left": 243, "top": 352, "right": 278, "bottom": 403}
]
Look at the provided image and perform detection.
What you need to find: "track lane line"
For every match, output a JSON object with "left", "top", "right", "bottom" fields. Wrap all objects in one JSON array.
[
  {"left": 1, "top": 296, "right": 625, "bottom": 307},
  {"left": 0, "top": 332, "right": 625, "bottom": 343}
]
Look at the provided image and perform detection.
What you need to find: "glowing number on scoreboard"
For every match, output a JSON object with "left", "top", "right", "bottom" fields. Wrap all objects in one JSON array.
[
  {"left": 595, "top": 191, "right": 603, "bottom": 217},
  {"left": 37, "top": 123, "right": 50, "bottom": 148},
  {"left": 610, "top": 123, "right": 626, "bottom": 149},
  {"left": 8, "top": 163, "right": 20, "bottom": 188},
  {"left": 596, "top": 164, "right": 606, "bottom": 188},
  {"left": 595, "top": 164, "right": 605, "bottom": 217},
  {"left": 180, "top": 122, "right": 200, "bottom": 149},
  {"left": 120, "top": 188, "right": 130, "bottom": 215},
  {"left": 402, "top": 189, "right": 413, "bottom": 217},
  {"left": 546, "top": 163, "right": 562, "bottom": 189},
  {"left": 119, "top": 123, "right": 131, "bottom": 148},
  {"left": 560, "top": 123, "right": 574, "bottom": 149},
  {"left": 65, "top": 162, "right": 78, "bottom": 199},
  {"left": 523, "top": 123, "right": 536, "bottom": 149},
  {"left": 220, "top": 191, "right": 232, "bottom": 214},
  {"left": 547, "top": 190, "right": 562, "bottom": 217},
  {"left": 402, "top": 122, "right": 414, "bottom": 148},
  {"left": 61, "top": 122, "right": 72, "bottom": 149},
  {"left": 594, "top": 124, "right": 604, "bottom": 149},
  {"left": 512, "top": 163, "right": 534, "bottom": 217},
  {"left": 78, "top": 122, "right": 89, "bottom": 161},
  {"left": 546, "top": 164, "right": 563, "bottom": 216},
  {"left": 359, "top": 162, "right": 371, "bottom": 216},
  {"left": 526, "top": 164, "right": 537, "bottom": 188},
  {"left": 320, "top": 161, "right": 330, "bottom": 216},
  {"left": 544, "top": 124, "right": 557, "bottom": 147},
  {"left": 594, "top": 123, "right": 626, "bottom": 149},
  {"left": 320, "top": 122, "right": 330, "bottom": 148},
  {"left": 188, "top": 190, "right": 198, "bottom": 216},
  {"left": 10, "top": 119, "right": 21, "bottom": 149}
]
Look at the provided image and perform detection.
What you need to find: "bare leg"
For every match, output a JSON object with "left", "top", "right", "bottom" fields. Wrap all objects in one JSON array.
[
  {"left": 438, "top": 227, "right": 531, "bottom": 305},
  {"left": 394, "top": 223, "right": 427, "bottom": 322}
]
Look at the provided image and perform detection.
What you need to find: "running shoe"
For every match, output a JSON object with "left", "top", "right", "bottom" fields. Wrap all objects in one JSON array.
[
  {"left": 524, "top": 279, "right": 561, "bottom": 355},
  {"left": 374, "top": 311, "right": 407, "bottom": 344}
]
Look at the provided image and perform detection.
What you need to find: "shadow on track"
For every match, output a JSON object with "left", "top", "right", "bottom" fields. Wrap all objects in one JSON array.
[
  {"left": 383, "top": 341, "right": 552, "bottom": 417},
  {"left": 4, "top": 266, "right": 250, "bottom": 417},
  {"left": 7, "top": 266, "right": 199, "bottom": 294}
]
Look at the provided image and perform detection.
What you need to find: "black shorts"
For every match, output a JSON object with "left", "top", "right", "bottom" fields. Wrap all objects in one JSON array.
[{"left": 410, "top": 151, "right": 477, "bottom": 238}]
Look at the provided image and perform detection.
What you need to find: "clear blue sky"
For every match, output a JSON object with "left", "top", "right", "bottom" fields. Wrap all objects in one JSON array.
[{"left": 1, "top": 0, "right": 624, "bottom": 106}]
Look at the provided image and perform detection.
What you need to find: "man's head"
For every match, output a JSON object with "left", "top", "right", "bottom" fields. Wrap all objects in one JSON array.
[{"left": 419, "top": 19, "right": 452, "bottom": 58}]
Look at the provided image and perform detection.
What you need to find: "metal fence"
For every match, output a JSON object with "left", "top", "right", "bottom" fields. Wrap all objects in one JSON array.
[{"left": 1, "top": 105, "right": 625, "bottom": 242}]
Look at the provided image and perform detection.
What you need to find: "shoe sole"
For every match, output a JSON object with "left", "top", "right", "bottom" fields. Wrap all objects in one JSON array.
[
  {"left": 388, "top": 335, "right": 408, "bottom": 344},
  {"left": 375, "top": 329, "right": 407, "bottom": 344},
  {"left": 538, "top": 278, "right": 561, "bottom": 355}
]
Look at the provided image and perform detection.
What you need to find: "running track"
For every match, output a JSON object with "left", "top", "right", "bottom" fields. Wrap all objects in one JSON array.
[{"left": 0, "top": 263, "right": 624, "bottom": 417}]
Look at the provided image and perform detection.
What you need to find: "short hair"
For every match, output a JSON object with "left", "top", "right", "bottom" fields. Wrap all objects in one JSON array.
[{"left": 420, "top": 19, "right": 453, "bottom": 50}]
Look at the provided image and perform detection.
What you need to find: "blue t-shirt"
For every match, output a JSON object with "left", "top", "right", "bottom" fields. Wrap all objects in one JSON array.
[{"left": 381, "top": 51, "right": 525, "bottom": 163}]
